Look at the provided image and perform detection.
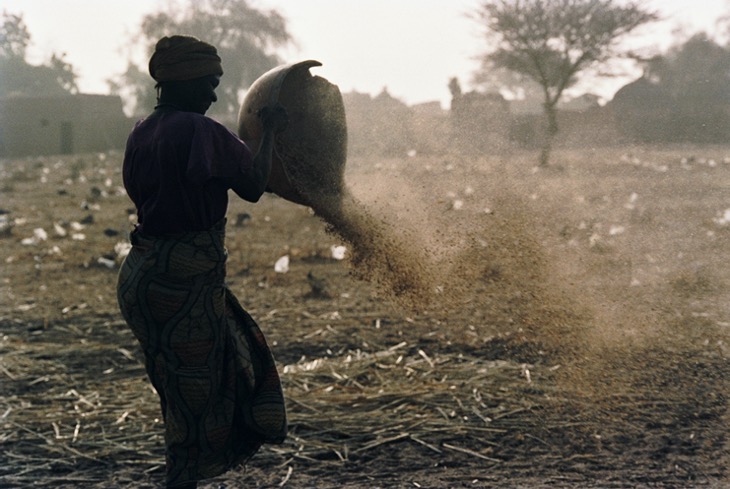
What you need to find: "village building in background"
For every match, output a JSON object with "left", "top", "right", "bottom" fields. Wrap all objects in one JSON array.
[
  {"left": 342, "top": 69, "right": 730, "bottom": 160},
  {"left": 0, "top": 94, "right": 131, "bottom": 158},
  {"left": 3, "top": 74, "right": 730, "bottom": 159}
]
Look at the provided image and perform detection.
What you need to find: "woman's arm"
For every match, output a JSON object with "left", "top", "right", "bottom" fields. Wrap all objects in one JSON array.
[{"left": 230, "top": 105, "right": 288, "bottom": 202}]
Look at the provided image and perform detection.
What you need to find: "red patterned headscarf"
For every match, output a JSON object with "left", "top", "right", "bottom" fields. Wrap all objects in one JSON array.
[{"left": 148, "top": 35, "right": 223, "bottom": 82}]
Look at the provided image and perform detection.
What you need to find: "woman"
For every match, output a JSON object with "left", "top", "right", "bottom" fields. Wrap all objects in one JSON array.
[{"left": 116, "top": 35, "right": 288, "bottom": 489}]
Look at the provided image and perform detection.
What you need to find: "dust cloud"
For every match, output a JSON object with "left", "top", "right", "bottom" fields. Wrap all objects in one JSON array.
[
  {"left": 268, "top": 67, "right": 725, "bottom": 408},
  {"left": 302, "top": 155, "right": 599, "bottom": 359},
  {"left": 316, "top": 157, "right": 726, "bottom": 421}
]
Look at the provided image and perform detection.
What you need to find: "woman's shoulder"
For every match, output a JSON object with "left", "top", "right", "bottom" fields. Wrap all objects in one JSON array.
[
  {"left": 165, "top": 111, "right": 237, "bottom": 137},
  {"left": 131, "top": 110, "right": 244, "bottom": 149},
  {"left": 190, "top": 113, "right": 245, "bottom": 143},
  {"left": 139, "top": 110, "right": 224, "bottom": 133}
]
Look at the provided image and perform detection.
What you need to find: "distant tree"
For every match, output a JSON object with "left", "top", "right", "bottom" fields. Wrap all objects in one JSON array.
[
  {"left": 110, "top": 0, "right": 292, "bottom": 117},
  {"left": 472, "top": 59, "right": 543, "bottom": 105},
  {"left": 0, "top": 11, "right": 79, "bottom": 96},
  {"left": 0, "top": 11, "right": 30, "bottom": 59},
  {"left": 473, "top": 0, "right": 657, "bottom": 166},
  {"left": 107, "top": 62, "right": 155, "bottom": 118}
]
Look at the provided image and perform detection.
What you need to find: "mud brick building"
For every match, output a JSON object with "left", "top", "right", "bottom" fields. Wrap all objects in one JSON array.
[{"left": 0, "top": 94, "right": 131, "bottom": 158}]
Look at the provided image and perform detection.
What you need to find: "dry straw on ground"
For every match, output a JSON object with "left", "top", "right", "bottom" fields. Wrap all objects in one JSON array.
[
  {"left": 2, "top": 146, "right": 729, "bottom": 487},
  {"left": 1, "top": 316, "right": 560, "bottom": 487}
]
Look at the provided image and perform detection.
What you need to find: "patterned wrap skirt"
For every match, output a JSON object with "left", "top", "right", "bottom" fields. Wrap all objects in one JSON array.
[{"left": 116, "top": 220, "right": 286, "bottom": 487}]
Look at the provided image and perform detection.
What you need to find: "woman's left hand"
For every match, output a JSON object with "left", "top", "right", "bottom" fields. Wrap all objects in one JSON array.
[{"left": 258, "top": 104, "right": 289, "bottom": 133}]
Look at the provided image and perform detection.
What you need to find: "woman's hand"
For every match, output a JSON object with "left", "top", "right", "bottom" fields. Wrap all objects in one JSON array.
[
  {"left": 257, "top": 104, "right": 288, "bottom": 133},
  {"left": 233, "top": 104, "right": 287, "bottom": 202}
]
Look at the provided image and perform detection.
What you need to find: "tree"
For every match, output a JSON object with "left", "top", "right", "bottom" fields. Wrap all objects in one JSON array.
[
  {"left": 473, "top": 0, "right": 657, "bottom": 166},
  {"left": 0, "top": 11, "right": 79, "bottom": 96},
  {"left": 107, "top": 62, "right": 157, "bottom": 118},
  {"left": 0, "top": 11, "right": 30, "bottom": 59},
  {"left": 110, "top": 0, "right": 291, "bottom": 117}
]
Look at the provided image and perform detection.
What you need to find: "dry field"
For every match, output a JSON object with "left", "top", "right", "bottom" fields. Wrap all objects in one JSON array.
[{"left": 1, "top": 145, "right": 728, "bottom": 488}]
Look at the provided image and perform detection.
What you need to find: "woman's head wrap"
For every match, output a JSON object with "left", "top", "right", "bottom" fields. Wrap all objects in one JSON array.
[{"left": 148, "top": 35, "right": 223, "bottom": 82}]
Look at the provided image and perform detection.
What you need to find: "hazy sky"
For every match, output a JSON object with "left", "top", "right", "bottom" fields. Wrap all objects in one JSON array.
[{"left": 3, "top": 0, "right": 729, "bottom": 107}]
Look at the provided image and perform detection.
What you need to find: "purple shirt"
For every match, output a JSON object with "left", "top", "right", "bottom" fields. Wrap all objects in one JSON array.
[{"left": 123, "top": 110, "right": 254, "bottom": 235}]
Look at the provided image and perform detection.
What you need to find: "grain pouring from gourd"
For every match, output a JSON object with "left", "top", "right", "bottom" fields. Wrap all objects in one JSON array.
[
  {"left": 238, "top": 61, "right": 437, "bottom": 308},
  {"left": 238, "top": 64, "right": 718, "bottom": 413}
]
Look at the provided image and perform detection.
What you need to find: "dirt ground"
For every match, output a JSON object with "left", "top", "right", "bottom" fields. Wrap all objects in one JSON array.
[{"left": 1, "top": 146, "right": 728, "bottom": 488}]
